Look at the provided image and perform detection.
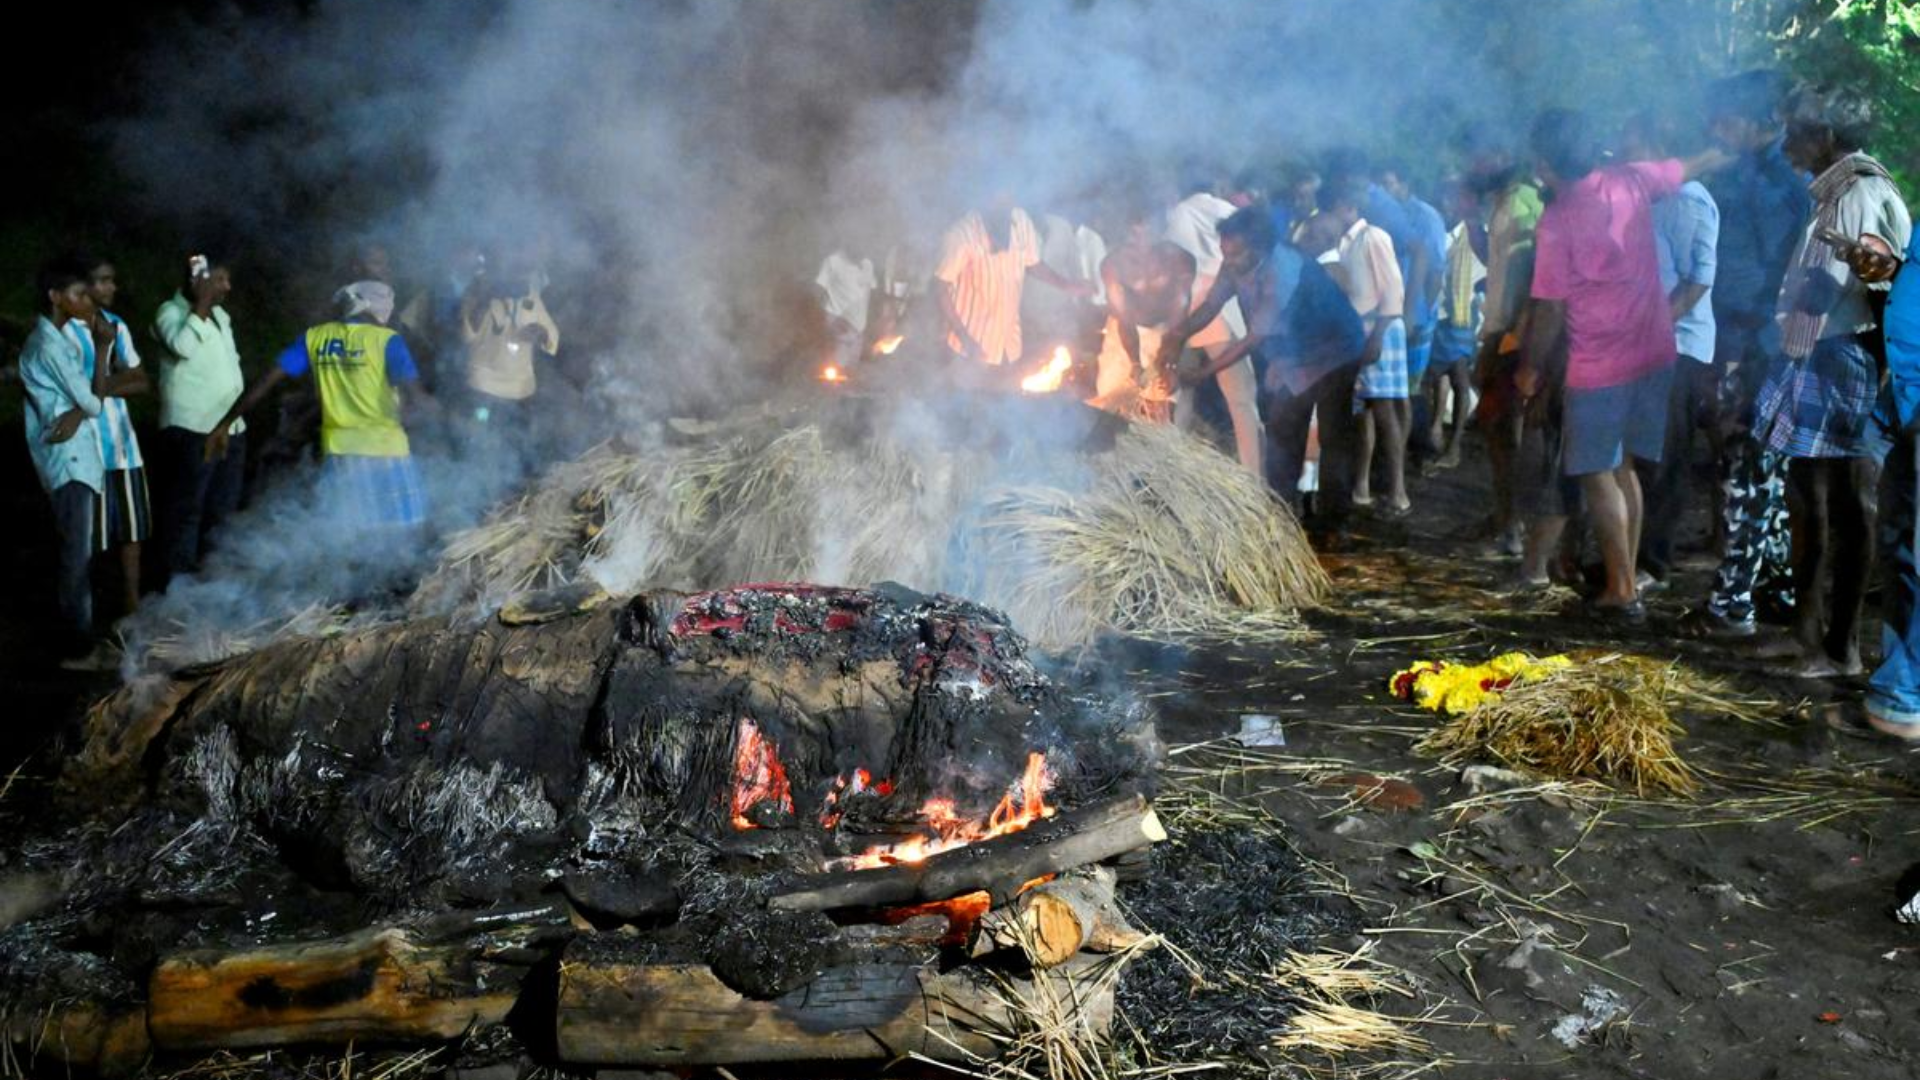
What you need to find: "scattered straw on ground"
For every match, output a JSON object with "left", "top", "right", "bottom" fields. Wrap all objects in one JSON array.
[{"left": 1415, "top": 652, "right": 1768, "bottom": 798}]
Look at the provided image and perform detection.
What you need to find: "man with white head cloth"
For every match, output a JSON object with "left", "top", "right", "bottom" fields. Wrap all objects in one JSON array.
[{"left": 208, "top": 280, "right": 429, "bottom": 534}]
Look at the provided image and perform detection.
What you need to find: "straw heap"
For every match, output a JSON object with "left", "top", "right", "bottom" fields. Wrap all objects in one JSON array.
[
  {"left": 412, "top": 416, "right": 1326, "bottom": 648},
  {"left": 1413, "top": 651, "right": 1762, "bottom": 798}
]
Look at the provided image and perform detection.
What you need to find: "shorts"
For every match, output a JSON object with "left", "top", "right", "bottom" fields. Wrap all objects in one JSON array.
[
  {"left": 1562, "top": 365, "right": 1675, "bottom": 477},
  {"left": 95, "top": 467, "right": 152, "bottom": 552},
  {"left": 1355, "top": 318, "right": 1409, "bottom": 400}
]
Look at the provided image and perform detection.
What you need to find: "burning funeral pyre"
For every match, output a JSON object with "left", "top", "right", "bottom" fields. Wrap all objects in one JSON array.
[
  {"left": 405, "top": 392, "right": 1327, "bottom": 656},
  {"left": 1, "top": 584, "right": 1164, "bottom": 1074}
]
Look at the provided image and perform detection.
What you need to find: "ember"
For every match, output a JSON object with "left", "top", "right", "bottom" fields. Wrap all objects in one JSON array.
[
  {"left": 730, "top": 718, "right": 793, "bottom": 829},
  {"left": 871, "top": 334, "right": 905, "bottom": 355},
  {"left": 1019, "top": 345, "right": 1073, "bottom": 393},
  {"left": 819, "top": 363, "right": 846, "bottom": 383}
]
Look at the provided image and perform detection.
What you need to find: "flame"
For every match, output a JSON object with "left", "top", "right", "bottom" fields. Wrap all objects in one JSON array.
[
  {"left": 730, "top": 718, "right": 793, "bottom": 829},
  {"left": 1019, "top": 346, "right": 1073, "bottom": 393},
  {"left": 820, "top": 364, "right": 846, "bottom": 383},
  {"left": 831, "top": 751, "right": 1054, "bottom": 870},
  {"left": 872, "top": 334, "right": 905, "bottom": 356}
]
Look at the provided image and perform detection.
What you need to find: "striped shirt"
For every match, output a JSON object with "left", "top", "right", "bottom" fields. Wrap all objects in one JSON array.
[
  {"left": 935, "top": 209, "right": 1040, "bottom": 365},
  {"left": 63, "top": 313, "right": 144, "bottom": 471}
]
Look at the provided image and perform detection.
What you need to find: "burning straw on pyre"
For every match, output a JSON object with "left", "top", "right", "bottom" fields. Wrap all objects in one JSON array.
[
  {"left": 1, "top": 584, "right": 1169, "bottom": 1076},
  {"left": 409, "top": 391, "right": 1327, "bottom": 652}
]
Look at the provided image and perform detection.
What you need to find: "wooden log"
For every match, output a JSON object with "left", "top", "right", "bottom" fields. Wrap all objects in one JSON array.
[
  {"left": 555, "top": 946, "right": 1117, "bottom": 1065},
  {"left": 2, "top": 1004, "right": 150, "bottom": 1078},
  {"left": 973, "top": 866, "right": 1147, "bottom": 969},
  {"left": 148, "top": 904, "right": 569, "bottom": 1051},
  {"left": 770, "top": 794, "right": 1164, "bottom": 914}
]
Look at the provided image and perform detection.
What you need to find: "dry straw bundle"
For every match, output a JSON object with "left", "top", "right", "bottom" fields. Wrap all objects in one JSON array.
[
  {"left": 412, "top": 414, "right": 1326, "bottom": 648},
  {"left": 1415, "top": 652, "right": 1765, "bottom": 798}
]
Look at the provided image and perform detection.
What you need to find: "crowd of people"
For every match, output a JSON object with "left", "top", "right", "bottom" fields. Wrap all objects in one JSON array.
[
  {"left": 23, "top": 68, "right": 1920, "bottom": 747},
  {"left": 19, "top": 241, "right": 563, "bottom": 670},
  {"left": 816, "top": 72, "right": 1920, "bottom": 740}
]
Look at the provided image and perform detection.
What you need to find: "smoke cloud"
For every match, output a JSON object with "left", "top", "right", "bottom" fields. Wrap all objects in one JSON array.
[{"left": 109, "top": 0, "right": 1752, "bottom": 667}]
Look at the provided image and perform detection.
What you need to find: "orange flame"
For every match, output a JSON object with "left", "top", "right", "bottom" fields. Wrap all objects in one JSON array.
[
  {"left": 872, "top": 334, "right": 905, "bottom": 356},
  {"left": 820, "top": 364, "right": 845, "bottom": 383},
  {"left": 730, "top": 718, "right": 793, "bottom": 829},
  {"left": 1019, "top": 346, "right": 1073, "bottom": 393},
  {"left": 832, "top": 751, "right": 1055, "bottom": 870}
]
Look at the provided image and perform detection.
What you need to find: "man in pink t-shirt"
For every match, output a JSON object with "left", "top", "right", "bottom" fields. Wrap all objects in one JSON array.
[{"left": 1520, "top": 108, "right": 1725, "bottom": 619}]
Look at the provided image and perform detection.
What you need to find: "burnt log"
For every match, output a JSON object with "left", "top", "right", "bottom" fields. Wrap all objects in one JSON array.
[
  {"left": 769, "top": 794, "right": 1164, "bottom": 913},
  {"left": 554, "top": 944, "right": 1116, "bottom": 1065},
  {"left": 1, "top": 1005, "right": 150, "bottom": 1079},
  {"left": 148, "top": 904, "right": 570, "bottom": 1051}
]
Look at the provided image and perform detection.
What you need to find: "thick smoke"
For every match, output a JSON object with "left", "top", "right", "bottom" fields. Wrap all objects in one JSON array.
[{"left": 109, "top": 0, "right": 1749, "bottom": 667}]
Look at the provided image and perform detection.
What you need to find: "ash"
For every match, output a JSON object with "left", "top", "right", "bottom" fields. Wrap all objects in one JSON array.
[{"left": 1118, "top": 826, "right": 1358, "bottom": 1066}]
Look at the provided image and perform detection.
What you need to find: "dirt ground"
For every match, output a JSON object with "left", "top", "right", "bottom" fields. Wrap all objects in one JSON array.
[
  {"left": 6, "top": 433, "right": 1920, "bottom": 1080},
  {"left": 1111, "top": 454, "right": 1920, "bottom": 1080}
]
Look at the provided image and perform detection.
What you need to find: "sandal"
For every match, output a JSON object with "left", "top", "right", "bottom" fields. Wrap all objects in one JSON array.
[{"left": 1581, "top": 598, "right": 1648, "bottom": 626}]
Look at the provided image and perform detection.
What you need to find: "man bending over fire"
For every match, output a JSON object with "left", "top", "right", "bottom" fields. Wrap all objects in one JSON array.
[
  {"left": 1096, "top": 200, "right": 1197, "bottom": 419},
  {"left": 934, "top": 192, "right": 1092, "bottom": 374},
  {"left": 1156, "top": 208, "right": 1365, "bottom": 539}
]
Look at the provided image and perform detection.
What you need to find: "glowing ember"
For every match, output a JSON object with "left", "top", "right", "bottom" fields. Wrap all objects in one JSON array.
[
  {"left": 882, "top": 890, "right": 991, "bottom": 945},
  {"left": 872, "top": 334, "right": 905, "bottom": 356},
  {"left": 730, "top": 718, "right": 793, "bottom": 829},
  {"left": 820, "top": 364, "right": 846, "bottom": 383},
  {"left": 819, "top": 766, "right": 894, "bottom": 829},
  {"left": 1019, "top": 346, "right": 1073, "bottom": 394},
  {"left": 832, "top": 751, "right": 1055, "bottom": 870}
]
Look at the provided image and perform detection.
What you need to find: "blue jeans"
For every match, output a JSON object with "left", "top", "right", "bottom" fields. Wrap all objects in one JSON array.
[{"left": 1869, "top": 436, "right": 1920, "bottom": 726}]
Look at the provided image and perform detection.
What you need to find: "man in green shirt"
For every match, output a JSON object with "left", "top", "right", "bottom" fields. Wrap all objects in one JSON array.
[{"left": 152, "top": 255, "right": 247, "bottom": 579}]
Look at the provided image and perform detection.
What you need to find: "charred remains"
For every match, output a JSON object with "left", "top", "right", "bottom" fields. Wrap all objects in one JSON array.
[{"left": 3, "top": 583, "right": 1163, "bottom": 1072}]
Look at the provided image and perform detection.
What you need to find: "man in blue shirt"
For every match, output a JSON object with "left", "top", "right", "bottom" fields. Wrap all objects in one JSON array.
[
  {"left": 1686, "top": 71, "right": 1811, "bottom": 639},
  {"left": 1621, "top": 113, "right": 1721, "bottom": 588},
  {"left": 1379, "top": 162, "right": 1450, "bottom": 456},
  {"left": 1160, "top": 207, "right": 1365, "bottom": 538},
  {"left": 20, "top": 259, "right": 143, "bottom": 670},
  {"left": 1862, "top": 236, "right": 1919, "bottom": 738}
]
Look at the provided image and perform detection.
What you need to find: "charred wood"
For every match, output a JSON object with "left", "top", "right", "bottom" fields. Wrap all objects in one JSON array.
[{"left": 769, "top": 794, "right": 1164, "bottom": 913}]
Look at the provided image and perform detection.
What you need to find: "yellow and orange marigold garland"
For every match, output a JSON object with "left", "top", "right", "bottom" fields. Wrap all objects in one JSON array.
[{"left": 1389, "top": 652, "right": 1573, "bottom": 715}]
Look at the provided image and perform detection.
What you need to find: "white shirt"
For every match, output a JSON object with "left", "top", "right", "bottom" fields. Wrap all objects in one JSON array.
[
  {"left": 1163, "top": 193, "right": 1246, "bottom": 347},
  {"left": 815, "top": 251, "right": 878, "bottom": 334},
  {"left": 935, "top": 208, "right": 1041, "bottom": 365}
]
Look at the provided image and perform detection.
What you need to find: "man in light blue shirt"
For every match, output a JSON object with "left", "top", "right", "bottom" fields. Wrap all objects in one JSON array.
[
  {"left": 63, "top": 256, "right": 153, "bottom": 622},
  {"left": 1623, "top": 112, "right": 1721, "bottom": 586},
  {"left": 20, "top": 259, "right": 116, "bottom": 668}
]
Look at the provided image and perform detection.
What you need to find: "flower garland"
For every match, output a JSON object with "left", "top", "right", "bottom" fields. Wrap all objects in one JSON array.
[{"left": 1389, "top": 652, "right": 1572, "bottom": 716}]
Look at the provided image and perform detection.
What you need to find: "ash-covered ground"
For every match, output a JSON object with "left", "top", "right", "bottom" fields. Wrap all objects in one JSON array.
[{"left": 6, "top": 453, "right": 1920, "bottom": 1080}]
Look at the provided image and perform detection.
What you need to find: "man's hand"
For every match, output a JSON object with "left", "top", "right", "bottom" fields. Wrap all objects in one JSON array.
[
  {"left": 46, "top": 409, "right": 85, "bottom": 444},
  {"left": 190, "top": 273, "right": 220, "bottom": 316},
  {"left": 1847, "top": 234, "right": 1901, "bottom": 285},
  {"left": 204, "top": 428, "right": 230, "bottom": 464}
]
